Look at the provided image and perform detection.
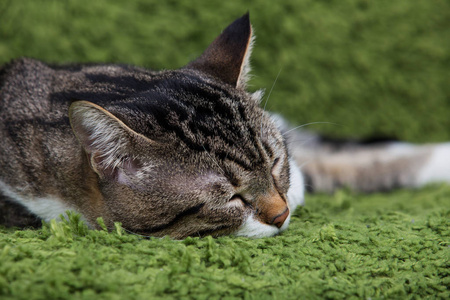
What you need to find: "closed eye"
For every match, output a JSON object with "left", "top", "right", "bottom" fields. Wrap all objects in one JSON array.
[
  {"left": 271, "top": 157, "right": 289, "bottom": 193},
  {"left": 271, "top": 157, "right": 283, "bottom": 178},
  {"left": 229, "top": 194, "right": 252, "bottom": 208},
  {"left": 272, "top": 158, "right": 280, "bottom": 172}
]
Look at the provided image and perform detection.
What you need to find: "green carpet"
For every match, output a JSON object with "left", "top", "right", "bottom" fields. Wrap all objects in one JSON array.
[
  {"left": 1, "top": 0, "right": 449, "bottom": 299},
  {"left": 1, "top": 187, "right": 448, "bottom": 299}
]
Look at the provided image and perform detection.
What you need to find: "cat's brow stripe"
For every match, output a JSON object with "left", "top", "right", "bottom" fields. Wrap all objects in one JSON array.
[
  {"left": 216, "top": 149, "right": 253, "bottom": 171},
  {"left": 146, "top": 81, "right": 265, "bottom": 171},
  {"left": 181, "top": 77, "right": 262, "bottom": 152},
  {"left": 262, "top": 140, "right": 274, "bottom": 159}
]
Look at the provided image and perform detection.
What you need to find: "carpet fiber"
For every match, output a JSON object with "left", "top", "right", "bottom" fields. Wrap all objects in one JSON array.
[
  {"left": 1, "top": 187, "right": 448, "bottom": 299},
  {"left": 0, "top": 0, "right": 449, "bottom": 299}
]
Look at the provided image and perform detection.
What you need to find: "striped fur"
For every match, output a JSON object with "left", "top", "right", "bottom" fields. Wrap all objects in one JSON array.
[
  {"left": 0, "top": 14, "right": 299, "bottom": 238},
  {"left": 2, "top": 14, "right": 447, "bottom": 238}
]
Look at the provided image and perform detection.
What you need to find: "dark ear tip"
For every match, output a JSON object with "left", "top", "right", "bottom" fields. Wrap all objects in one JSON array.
[
  {"left": 222, "top": 13, "right": 250, "bottom": 35},
  {"left": 186, "top": 12, "right": 253, "bottom": 87},
  {"left": 233, "top": 12, "right": 251, "bottom": 29}
]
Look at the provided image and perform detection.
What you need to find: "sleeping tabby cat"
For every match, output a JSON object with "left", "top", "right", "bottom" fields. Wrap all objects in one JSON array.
[{"left": 1, "top": 14, "right": 449, "bottom": 238}]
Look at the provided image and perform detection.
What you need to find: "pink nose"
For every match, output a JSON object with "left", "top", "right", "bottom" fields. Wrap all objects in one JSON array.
[{"left": 271, "top": 208, "right": 289, "bottom": 228}]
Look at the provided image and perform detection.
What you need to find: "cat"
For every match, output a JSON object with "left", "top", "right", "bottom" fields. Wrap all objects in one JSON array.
[{"left": 1, "top": 14, "right": 449, "bottom": 239}]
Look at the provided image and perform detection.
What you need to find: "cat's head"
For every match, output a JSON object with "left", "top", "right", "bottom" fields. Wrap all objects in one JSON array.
[{"left": 69, "top": 14, "right": 304, "bottom": 239}]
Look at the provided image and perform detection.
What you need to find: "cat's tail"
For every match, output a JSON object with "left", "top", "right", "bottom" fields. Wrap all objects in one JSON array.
[{"left": 273, "top": 115, "right": 450, "bottom": 193}]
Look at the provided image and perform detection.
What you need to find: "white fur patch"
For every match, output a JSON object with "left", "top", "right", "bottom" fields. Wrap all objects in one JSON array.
[
  {"left": 416, "top": 143, "right": 450, "bottom": 186},
  {"left": 234, "top": 213, "right": 280, "bottom": 238},
  {"left": 234, "top": 159, "right": 305, "bottom": 238},
  {"left": 269, "top": 113, "right": 289, "bottom": 132},
  {"left": 0, "top": 180, "right": 77, "bottom": 222},
  {"left": 251, "top": 89, "right": 265, "bottom": 104},
  {"left": 386, "top": 142, "right": 416, "bottom": 156},
  {"left": 287, "top": 158, "right": 305, "bottom": 209}
]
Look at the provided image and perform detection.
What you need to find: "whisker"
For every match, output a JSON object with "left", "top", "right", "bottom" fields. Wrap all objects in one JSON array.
[
  {"left": 287, "top": 136, "right": 318, "bottom": 147},
  {"left": 263, "top": 69, "right": 281, "bottom": 112},
  {"left": 283, "top": 122, "right": 341, "bottom": 135},
  {"left": 260, "top": 69, "right": 282, "bottom": 139},
  {"left": 202, "top": 145, "right": 225, "bottom": 175},
  {"left": 298, "top": 160, "right": 312, "bottom": 169},
  {"left": 191, "top": 120, "right": 225, "bottom": 175},
  {"left": 122, "top": 227, "right": 152, "bottom": 239}
]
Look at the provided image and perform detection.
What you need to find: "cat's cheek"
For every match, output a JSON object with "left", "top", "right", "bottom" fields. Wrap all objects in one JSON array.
[{"left": 116, "top": 170, "right": 130, "bottom": 186}]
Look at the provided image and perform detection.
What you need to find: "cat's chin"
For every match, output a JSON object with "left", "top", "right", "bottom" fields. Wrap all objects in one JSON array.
[
  {"left": 234, "top": 213, "right": 284, "bottom": 238},
  {"left": 234, "top": 211, "right": 292, "bottom": 238}
]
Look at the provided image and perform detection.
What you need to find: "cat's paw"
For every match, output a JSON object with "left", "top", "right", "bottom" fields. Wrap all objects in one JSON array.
[{"left": 416, "top": 143, "right": 450, "bottom": 186}]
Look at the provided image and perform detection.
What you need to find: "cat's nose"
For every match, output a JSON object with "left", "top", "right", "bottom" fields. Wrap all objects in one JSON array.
[
  {"left": 271, "top": 208, "right": 290, "bottom": 228},
  {"left": 257, "top": 191, "right": 290, "bottom": 228}
]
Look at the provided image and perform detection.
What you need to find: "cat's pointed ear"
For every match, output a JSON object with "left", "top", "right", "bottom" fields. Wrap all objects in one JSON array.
[
  {"left": 69, "top": 101, "right": 148, "bottom": 181},
  {"left": 187, "top": 13, "right": 254, "bottom": 89}
]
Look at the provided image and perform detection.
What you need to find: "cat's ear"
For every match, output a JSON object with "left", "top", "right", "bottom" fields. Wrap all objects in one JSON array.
[
  {"left": 69, "top": 101, "right": 149, "bottom": 181},
  {"left": 187, "top": 13, "right": 253, "bottom": 89}
]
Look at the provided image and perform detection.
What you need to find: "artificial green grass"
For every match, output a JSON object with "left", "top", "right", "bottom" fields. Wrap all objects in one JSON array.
[
  {"left": 1, "top": 0, "right": 449, "bottom": 299},
  {"left": 1, "top": 186, "right": 449, "bottom": 299}
]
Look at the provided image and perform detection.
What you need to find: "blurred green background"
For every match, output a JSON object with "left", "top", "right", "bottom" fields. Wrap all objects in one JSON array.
[
  {"left": 1, "top": 0, "right": 449, "bottom": 142},
  {"left": 1, "top": 2, "right": 449, "bottom": 298}
]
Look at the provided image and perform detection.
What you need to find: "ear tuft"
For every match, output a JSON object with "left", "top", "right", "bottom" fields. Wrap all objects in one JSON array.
[
  {"left": 251, "top": 89, "right": 265, "bottom": 104},
  {"left": 69, "top": 101, "right": 141, "bottom": 179},
  {"left": 186, "top": 13, "right": 254, "bottom": 89}
]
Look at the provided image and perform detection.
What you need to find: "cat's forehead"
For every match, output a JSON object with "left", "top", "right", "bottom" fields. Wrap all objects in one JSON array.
[
  {"left": 157, "top": 69, "right": 255, "bottom": 103},
  {"left": 107, "top": 69, "right": 286, "bottom": 178},
  {"left": 116, "top": 71, "right": 262, "bottom": 134}
]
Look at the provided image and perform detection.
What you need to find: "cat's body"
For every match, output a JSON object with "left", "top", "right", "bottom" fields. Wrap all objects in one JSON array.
[
  {"left": 0, "top": 14, "right": 449, "bottom": 238},
  {"left": 276, "top": 116, "right": 450, "bottom": 193}
]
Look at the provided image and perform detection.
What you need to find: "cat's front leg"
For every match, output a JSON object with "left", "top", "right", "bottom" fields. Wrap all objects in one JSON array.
[
  {"left": 413, "top": 142, "right": 450, "bottom": 186},
  {"left": 293, "top": 142, "right": 450, "bottom": 193}
]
